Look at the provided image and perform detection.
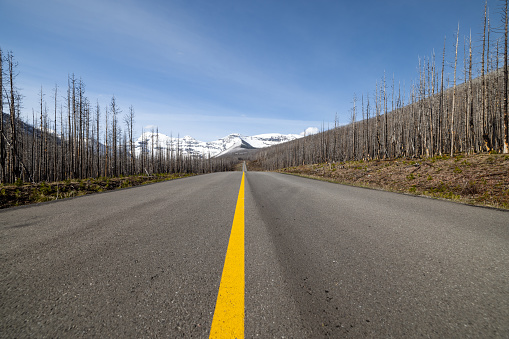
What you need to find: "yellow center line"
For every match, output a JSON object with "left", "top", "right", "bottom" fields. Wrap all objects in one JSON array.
[{"left": 210, "top": 172, "right": 245, "bottom": 339}]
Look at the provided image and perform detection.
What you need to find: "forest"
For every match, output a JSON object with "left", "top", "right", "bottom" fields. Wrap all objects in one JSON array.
[
  {"left": 256, "top": 1, "right": 508, "bottom": 170},
  {"left": 1, "top": 1, "right": 508, "bottom": 184},
  {"left": 0, "top": 53, "right": 237, "bottom": 184}
]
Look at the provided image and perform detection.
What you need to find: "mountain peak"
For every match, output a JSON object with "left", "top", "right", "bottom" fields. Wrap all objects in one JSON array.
[{"left": 134, "top": 132, "right": 302, "bottom": 158}]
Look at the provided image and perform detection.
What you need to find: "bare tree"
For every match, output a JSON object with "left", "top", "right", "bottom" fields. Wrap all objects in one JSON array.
[
  {"left": 467, "top": 32, "right": 474, "bottom": 153},
  {"left": 451, "top": 23, "right": 460, "bottom": 156},
  {"left": 104, "top": 106, "right": 109, "bottom": 177},
  {"left": 7, "top": 51, "right": 19, "bottom": 182},
  {"left": 351, "top": 94, "right": 357, "bottom": 159},
  {"left": 95, "top": 100, "right": 100, "bottom": 177},
  {"left": 110, "top": 96, "right": 119, "bottom": 177},
  {"left": 125, "top": 105, "right": 135, "bottom": 174},
  {"left": 504, "top": 0, "right": 509, "bottom": 153},
  {"left": 0, "top": 48, "right": 5, "bottom": 183},
  {"left": 53, "top": 84, "right": 58, "bottom": 181}
]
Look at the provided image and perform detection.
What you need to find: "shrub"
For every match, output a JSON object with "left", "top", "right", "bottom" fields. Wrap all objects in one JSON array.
[
  {"left": 454, "top": 155, "right": 464, "bottom": 162},
  {"left": 40, "top": 182, "right": 52, "bottom": 195},
  {"left": 30, "top": 188, "right": 39, "bottom": 200},
  {"left": 432, "top": 181, "right": 450, "bottom": 193},
  {"left": 462, "top": 181, "right": 479, "bottom": 195},
  {"left": 475, "top": 192, "right": 491, "bottom": 203}
]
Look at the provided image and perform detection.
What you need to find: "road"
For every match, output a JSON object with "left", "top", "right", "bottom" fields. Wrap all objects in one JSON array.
[{"left": 1, "top": 171, "right": 508, "bottom": 338}]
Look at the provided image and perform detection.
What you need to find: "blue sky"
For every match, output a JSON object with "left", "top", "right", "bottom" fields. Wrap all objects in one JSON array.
[{"left": 0, "top": 0, "right": 493, "bottom": 141}]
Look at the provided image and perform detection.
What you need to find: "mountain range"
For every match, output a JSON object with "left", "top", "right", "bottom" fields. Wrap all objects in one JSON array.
[{"left": 134, "top": 132, "right": 302, "bottom": 158}]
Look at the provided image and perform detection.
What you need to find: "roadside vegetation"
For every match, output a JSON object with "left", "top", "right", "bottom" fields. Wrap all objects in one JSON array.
[
  {"left": 0, "top": 173, "right": 192, "bottom": 209},
  {"left": 269, "top": 152, "right": 509, "bottom": 210}
]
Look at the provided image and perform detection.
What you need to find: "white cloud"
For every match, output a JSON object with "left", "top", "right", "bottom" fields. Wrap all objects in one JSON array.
[{"left": 300, "top": 127, "right": 319, "bottom": 136}]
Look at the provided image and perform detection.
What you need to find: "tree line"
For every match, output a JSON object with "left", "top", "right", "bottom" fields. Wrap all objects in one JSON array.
[
  {"left": 0, "top": 51, "right": 236, "bottom": 184},
  {"left": 256, "top": 0, "right": 509, "bottom": 170}
]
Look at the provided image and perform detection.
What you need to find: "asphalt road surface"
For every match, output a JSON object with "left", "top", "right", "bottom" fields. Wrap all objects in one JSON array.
[{"left": 1, "top": 171, "right": 508, "bottom": 338}]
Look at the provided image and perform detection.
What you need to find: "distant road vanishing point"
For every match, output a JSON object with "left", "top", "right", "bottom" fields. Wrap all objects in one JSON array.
[{"left": 1, "top": 170, "right": 508, "bottom": 338}]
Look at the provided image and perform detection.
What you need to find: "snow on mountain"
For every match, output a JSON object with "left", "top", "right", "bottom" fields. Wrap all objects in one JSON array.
[
  {"left": 244, "top": 133, "right": 302, "bottom": 148},
  {"left": 134, "top": 132, "right": 302, "bottom": 158}
]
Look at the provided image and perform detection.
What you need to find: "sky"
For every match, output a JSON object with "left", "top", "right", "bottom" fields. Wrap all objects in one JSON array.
[{"left": 0, "top": 0, "right": 498, "bottom": 141}]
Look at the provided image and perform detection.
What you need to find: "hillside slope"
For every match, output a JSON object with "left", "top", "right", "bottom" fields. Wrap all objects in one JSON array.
[{"left": 265, "top": 153, "right": 509, "bottom": 209}]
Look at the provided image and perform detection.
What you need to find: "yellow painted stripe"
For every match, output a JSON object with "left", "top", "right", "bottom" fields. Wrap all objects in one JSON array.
[{"left": 210, "top": 172, "right": 245, "bottom": 339}]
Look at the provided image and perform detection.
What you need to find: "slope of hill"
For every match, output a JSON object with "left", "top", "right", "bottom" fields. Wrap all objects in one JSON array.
[{"left": 269, "top": 153, "right": 509, "bottom": 210}]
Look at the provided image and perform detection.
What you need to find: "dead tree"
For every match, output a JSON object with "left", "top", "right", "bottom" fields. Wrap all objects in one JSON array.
[
  {"left": 451, "top": 23, "right": 460, "bottom": 156},
  {"left": 0, "top": 48, "right": 5, "bottom": 183},
  {"left": 504, "top": 0, "right": 509, "bottom": 153},
  {"left": 8, "top": 52, "right": 19, "bottom": 182},
  {"left": 125, "top": 105, "right": 135, "bottom": 174}
]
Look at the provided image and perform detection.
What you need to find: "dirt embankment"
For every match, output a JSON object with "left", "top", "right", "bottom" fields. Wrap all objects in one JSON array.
[{"left": 273, "top": 153, "right": 509, "bottom": 209}]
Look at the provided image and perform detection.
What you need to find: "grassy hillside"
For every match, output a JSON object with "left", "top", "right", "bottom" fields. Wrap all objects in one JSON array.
[{"left": 255, "top": 153, "right": 509, "bottom": 210}]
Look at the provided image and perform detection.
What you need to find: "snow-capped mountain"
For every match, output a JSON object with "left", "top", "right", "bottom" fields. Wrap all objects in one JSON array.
[{"left": 134, "top": 132, "right": 302, "bottom": 158}]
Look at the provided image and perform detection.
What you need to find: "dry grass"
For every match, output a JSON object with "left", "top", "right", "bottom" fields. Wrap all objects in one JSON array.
[
  {"left": 0, "top": 173, "right": 193, "bottom": 209},
  {"left": 275, "top": 153, "right": 509, "bottom": 210}
]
